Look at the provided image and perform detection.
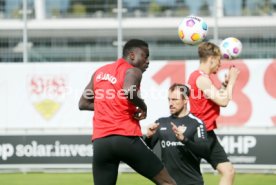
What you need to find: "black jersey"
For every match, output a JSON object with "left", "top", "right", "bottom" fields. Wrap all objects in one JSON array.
[{"left": 145, "top": 113, "right": 210, "bottom": 185}]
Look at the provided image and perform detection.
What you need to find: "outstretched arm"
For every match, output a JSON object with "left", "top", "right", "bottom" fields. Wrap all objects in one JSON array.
[{"left": 79, "top": 74, "right": 95, "bottom": 111}]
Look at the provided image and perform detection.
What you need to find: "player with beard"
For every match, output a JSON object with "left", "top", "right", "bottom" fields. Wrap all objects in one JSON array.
[{"left": 145, "top": 83, "right": 210, "bottom": 185}]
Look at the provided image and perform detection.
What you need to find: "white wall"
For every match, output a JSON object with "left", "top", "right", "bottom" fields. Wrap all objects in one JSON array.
[{"left": 0, "top": 59, "right": 276, "bottom": 133}]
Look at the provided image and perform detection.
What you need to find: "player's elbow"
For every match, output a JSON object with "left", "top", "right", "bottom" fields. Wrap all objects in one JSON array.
[
  {"left": 79, "top": 99, "right": 94, "bottom": 111},
  {"left": 220, "top": 103, "right": 228, "bottom": 107},
  {"left": 78, "top": 98, "right": 87, "bottom": 110},
  {"left": 78, "top": 101, "right": 85, "bottom": 110},
  {"left": 216, "top": 98, "right": 230, "bottom": 107}
]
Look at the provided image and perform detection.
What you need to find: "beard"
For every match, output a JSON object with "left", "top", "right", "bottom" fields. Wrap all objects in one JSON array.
[{"left": 170, "top": 107, "right": 184, "bottom": 117}]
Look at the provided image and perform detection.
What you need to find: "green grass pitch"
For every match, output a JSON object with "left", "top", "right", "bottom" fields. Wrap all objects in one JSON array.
[{"left": 0, "top": 172, "right": 276, "bottom": 185}]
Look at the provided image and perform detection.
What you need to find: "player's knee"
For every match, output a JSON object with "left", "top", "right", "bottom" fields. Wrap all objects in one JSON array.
[
  {"left": 156, "top": 180, "right": 177, "bottom": 185},
  {"left": 217, "top": 163, "right": 235, "bottom": 178},
  {"left": 152, "top": 167, "right": 176, "bottom": 185},
  {"left": 227, "top": 165, "right": 235, "bottom": 178},
  {"left": 225, "top": 166, "right": 235, "bottom": 178}
]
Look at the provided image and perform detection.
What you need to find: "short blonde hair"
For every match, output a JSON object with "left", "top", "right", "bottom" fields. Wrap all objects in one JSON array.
[{"left": 198, "top": 42, "right": 221, "bottom": 62}]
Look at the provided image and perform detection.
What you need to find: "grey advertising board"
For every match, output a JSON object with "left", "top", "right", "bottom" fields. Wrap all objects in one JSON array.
[{"left": 0, "top": 134, "right": 276, "bottom": 167}]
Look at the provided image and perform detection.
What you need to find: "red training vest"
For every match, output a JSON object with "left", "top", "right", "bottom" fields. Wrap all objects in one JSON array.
[
  {"left": 188, "top": 70, "right": 220, "bottom": 131},
  {"left": 92, "top": 58, "right": 142, "bottom": 140}
]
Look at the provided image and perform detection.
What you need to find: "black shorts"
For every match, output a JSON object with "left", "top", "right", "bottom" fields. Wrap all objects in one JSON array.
[
  {"left": 205, "top": 130, "right": 230, "bottom": 169},
  {"left": 92, "top": 135, "right": 164, "bottom": 185}
]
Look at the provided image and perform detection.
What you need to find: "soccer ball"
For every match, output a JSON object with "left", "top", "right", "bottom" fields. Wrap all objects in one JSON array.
[
  {"left": 220, "top": 37, "right": 242, "bottom": 59},
  {"left": 178, "top": 15, "right": 208, "bottom": 45}
]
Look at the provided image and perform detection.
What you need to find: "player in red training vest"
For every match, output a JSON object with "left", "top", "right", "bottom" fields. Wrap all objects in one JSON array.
[
  {"left": 188, "top": 42, "right": 240, "bottom": 185},
  {"left": 79, "top": 39, "right": 176, "bottom": 185}
]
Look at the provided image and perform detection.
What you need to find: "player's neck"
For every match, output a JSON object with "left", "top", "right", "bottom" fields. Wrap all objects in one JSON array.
[
  {"left": 198, "top": 64, "right": 211, "bottom": 75},
  {"left": 175, "top": 109, "right": 189, "bottom": 118}
]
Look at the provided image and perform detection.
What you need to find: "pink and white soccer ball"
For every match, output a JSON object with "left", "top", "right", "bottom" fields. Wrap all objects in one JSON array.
[
  {"left": 178, "top": 15, "right": 208, "bottom": 45},
  {"left": 220, "top": 37, "right": 242, "bottom": 59}
]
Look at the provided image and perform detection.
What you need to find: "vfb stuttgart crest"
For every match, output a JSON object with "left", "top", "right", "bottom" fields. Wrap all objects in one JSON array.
[{"left": 28, "top": 75, "right": 68, "bottom": 120}]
